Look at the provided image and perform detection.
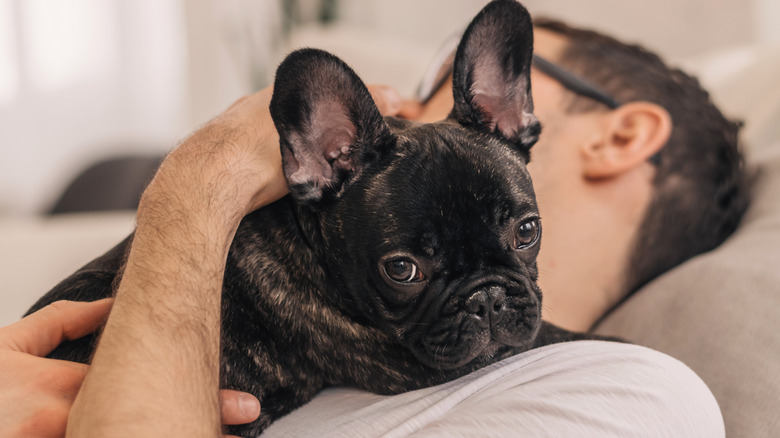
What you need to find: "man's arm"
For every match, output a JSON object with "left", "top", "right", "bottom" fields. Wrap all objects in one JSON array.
[
  {"left": 61, "top": 83, "right": 403, "bottom": 437},
  {"left": 66, "top": 87, "right": 287, "bottom": 438}
]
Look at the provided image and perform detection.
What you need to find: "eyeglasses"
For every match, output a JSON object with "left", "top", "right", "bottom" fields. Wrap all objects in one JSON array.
[
  {"left": 415, "top": 42, "right": 661, "bottom": 164},
  {"left": 531, "top": 54, "right": 620, "bottom": 109},
  {"left": 415, "top": 34, "right": 622, "bottom": 110},
  {"left": 532, "top": 54, "right": 661, "bottom": 165}
]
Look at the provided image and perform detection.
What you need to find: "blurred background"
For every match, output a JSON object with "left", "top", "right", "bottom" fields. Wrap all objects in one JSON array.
[{"left": 0, "top": 0, "right": 778, "bottom": 216}]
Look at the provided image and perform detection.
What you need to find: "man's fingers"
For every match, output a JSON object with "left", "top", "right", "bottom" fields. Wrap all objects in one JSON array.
[
  {"left": 367, "top": 85, "right": 402, "bottom": 116},
  {"left": 220, "top": 389, "right": 261, "bottom": 426},
  {"left": 0, "top": 299, "right": 113, "bottom": 356}
]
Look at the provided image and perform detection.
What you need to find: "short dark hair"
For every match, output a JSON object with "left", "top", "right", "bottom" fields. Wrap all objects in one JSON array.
[{"left": 534, "top": 18, "right": 751, "bottom": 296}]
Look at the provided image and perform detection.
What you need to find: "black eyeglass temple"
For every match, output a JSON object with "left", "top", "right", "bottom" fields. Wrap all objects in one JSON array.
[
  {"left": 531, "top": 55, "right": 661, "bottom": 164},
  {"left": 532, "top": 55, "right": 621, "bottom": 110}
]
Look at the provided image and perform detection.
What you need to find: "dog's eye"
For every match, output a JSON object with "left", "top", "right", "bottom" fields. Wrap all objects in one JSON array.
[
  {"left": 514, "top": 218, "right": 540, "bottom": 249},
  {"left": 383, "top": 258, "right": 426, "bottom": 284}
]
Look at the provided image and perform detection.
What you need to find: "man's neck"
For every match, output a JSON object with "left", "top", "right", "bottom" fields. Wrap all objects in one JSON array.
[{"left": 537, "top": 173, "right": 651, "bottom": 332}]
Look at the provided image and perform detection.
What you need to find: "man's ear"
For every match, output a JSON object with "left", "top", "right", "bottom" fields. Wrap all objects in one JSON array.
[
  {"left": 449, "top": 0, "right": 540, "bottom": 160},
  {"left": 582, "top": 102, "right": 671, "bottom": 179},
  {"left": 270, "top": 48, "right": 395, "bottom": 205}
]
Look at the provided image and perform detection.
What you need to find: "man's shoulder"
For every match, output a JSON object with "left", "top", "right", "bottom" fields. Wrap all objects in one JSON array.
[{"left": 263, "top": 341, "right": 724, "bottom": 437}]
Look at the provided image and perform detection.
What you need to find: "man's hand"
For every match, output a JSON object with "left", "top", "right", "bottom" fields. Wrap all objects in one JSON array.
[
  {"left": 152, "top": 84, "right": 413, "bottom": 222},
  {"left": 0, "top": 300, "right": 261, "bottom": 438},
  {"left": 0, "top": 300, "right": 110, "bottom": 438},
  {"left": 64, "top": 85, "right": 290, "bottom": 437},
  {"left": 154, "top": 87, "right": 288, "bottom": 223}
]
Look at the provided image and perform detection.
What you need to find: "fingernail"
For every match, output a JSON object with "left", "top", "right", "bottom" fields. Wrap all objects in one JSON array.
[
  {"left": 381, "top": 87, "right": 402, "bottom": 114},
  {"left": 238, "top": 393, "right": 261, "bottom": 419}
]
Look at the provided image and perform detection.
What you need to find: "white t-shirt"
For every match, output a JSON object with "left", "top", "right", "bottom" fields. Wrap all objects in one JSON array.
[{"left": 261, "top": 341, "right": 724, "bottom": 437}]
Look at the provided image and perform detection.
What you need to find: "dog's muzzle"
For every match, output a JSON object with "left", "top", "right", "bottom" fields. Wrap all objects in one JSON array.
[
  {"left": 461, "top": 280, "right": 540, "bottom": 346},
  {"left": 413, "top": 274, "right": 542, "bottom": 369}
]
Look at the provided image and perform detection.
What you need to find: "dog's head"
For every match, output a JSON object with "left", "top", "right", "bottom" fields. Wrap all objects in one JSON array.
[{"left": 270, "top": 0, "right": 542, "bottom": 369}]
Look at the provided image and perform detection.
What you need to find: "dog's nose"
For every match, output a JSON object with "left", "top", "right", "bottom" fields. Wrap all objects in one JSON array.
[{"left": 463, "top": 285, "right": 507, "bottom": 319}]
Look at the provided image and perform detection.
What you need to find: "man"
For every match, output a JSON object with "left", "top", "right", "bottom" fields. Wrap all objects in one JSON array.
[
  {"left": 0, "top": 17, "right": 744, "bottom": 437},
  {"left": 407, "top": 19, "right": 748, "bottom": 331}
]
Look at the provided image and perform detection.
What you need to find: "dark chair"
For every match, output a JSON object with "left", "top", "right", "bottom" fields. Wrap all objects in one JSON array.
[{"left": 48, "top": 155, "right": 164, "bottom": 215}]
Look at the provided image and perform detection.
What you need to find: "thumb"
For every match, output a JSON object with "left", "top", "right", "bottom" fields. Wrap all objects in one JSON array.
[
  {"left": 0, "top": 298, "right": 114, "bottom": 356},
  {"left": 220, "top": 389, "right": 261, "bottom": 425}
]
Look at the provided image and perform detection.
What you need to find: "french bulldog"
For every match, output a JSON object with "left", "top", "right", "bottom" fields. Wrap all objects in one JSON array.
[{"left": 28, "top": 0, "right": 607, "bottom": 435}]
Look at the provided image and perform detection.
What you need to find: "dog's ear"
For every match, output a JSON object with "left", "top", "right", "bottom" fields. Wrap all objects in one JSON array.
[
  {"left": 270, "top": 49, "right": 395, "bottom": 206},
  {"left": 450, "top": 0, "right": 540, "bottom": 159}
]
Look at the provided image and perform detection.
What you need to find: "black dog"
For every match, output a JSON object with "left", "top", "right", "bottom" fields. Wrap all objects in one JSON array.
[{"left": 28, "top": 1, "right": 605, "bottom": 435}]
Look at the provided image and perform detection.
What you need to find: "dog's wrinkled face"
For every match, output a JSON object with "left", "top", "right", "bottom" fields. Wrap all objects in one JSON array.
[
  {"left": 270, "top": 0, "right": 542, "bottom": 369},
  {"left": 327, "top": 120, "right": 543, "bottom": 368}
]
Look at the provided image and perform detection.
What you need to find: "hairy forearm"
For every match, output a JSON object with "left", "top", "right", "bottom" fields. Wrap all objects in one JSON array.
[
  {"left": 66, "top": 135, "right": 250, "bottom": 438},
  {"left": 63, "top": 87, "right": 287, "bottom": 437}
]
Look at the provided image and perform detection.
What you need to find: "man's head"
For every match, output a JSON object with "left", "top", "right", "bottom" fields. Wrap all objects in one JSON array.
[
  {"left": 417, "top": 15, "right": 749, "bottom": 330},
  {"left": 532, "top": 18, "right": 750, "bottom": 298}
]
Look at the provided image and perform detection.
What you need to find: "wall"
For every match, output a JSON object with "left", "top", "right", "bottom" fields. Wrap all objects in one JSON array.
[{"left": 0, "top": 0, "right": 189, "bottom": 215}]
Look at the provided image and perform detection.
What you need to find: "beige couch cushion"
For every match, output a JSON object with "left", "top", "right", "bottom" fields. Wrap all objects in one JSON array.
[{"left": 0, "top": 212, "right": 135, "bottom": 326}]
